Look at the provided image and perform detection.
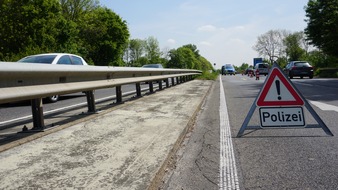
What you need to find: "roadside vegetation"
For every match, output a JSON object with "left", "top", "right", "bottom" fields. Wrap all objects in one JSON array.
[
  {"left": 239, "top": 0, "right": 338, "bottom": 77},
  {"left": 196, "top": 71, "right": 219, "bottom": 80},
  {"left": 1, "top": 0, "right": 337, "bottom": 78}
]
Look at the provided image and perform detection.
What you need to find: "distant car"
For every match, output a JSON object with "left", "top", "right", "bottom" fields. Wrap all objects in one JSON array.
[
  {"left": 253, "top": 63, "right": 269, "bottom": 76},
  {"left": 18, "top": 53, "right": 88, "bottom": 65},
  {"left": 18, "top": 53, "right": 88, "bottom": 102},
  {"left": 221, "top": 64, "right": 236, "bottom": 75},
  {"left": 142, "top": 64, "right": 163, "bottom": 68},
  {"left": 245, "top": 68, "right": 254, "bottom": 75},
  {"left": 284, "top": 61, "right": 314, "bottom": 79}
]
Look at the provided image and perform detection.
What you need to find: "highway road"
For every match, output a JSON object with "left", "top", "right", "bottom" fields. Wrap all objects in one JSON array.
[
  {"left": 161, "top": 75, "right": 338, "bottom": 189},
  {"left": 1, "top": 74, "right": 338, "bottom": 189}
]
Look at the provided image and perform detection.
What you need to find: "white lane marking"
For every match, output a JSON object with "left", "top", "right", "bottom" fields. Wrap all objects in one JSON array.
[
  {"left": 294, "top": 82, "right": 313, "bottom": 87},
  {"left": 309, "top": 101, "right": 338, "bottom": 113},
  {"left": 219, "top": 76, "right": 240, "bottom": 190}
]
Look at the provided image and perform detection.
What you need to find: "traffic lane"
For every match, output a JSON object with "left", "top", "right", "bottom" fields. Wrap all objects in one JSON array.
[
  {"left": 292, "top": 78, "right": 338, "bottom": 106},
  {"left": 223, "top": 75, "right": 338, "bottom": 189}
]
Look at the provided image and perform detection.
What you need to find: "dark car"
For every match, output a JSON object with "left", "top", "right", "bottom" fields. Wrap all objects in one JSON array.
[
  {"left": 245, "top": 68, "right": 254, "bottom": 75},
  {"left": 221, "top": 64, "right": 236, "bottom": 75},
  {"left": 284, "top": 61, "right": 314, "bottom": 79}
]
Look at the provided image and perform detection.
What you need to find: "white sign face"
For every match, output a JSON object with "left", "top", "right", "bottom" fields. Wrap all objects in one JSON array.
[
  {"left": 259, "top": 107, "right": 305, "bottom": 127},
  {"left": 264, "top": 76, "right": 296, "bottom": 102}
]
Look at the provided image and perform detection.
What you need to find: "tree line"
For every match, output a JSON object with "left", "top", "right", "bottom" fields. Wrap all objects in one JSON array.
[
  {"left": 0, "top": 0, "right": 129, "bottom": 66},
  {"left": 249, "top": 0, "right": 338, "bottom": 71},
  {"left": 123, "top": 39, "right": 213, "bottom": 71},
  {"left": 2, "top": 0, "right": 335, "bottom": 73},
  {"left": 0, "top": 0, "right": 213, "bottom": 71}
]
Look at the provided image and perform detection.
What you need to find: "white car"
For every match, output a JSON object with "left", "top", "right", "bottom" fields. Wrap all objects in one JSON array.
[
  {"left": 253, "top": 63, "right": 270, "bottom": 76},
  {"left": 18, "top": 53, "right": 89, "bottom": 102},
  {"left": 18, "top": 53, "right": 88, "bottom": 65}
]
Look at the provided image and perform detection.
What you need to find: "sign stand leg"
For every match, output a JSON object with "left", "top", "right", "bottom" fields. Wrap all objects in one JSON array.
[{"left": 237, "top": 100, "right": 257, "bottom": 137}]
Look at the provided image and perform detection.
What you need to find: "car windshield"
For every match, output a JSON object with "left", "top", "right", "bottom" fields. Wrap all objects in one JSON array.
[
  {"left": 259, "top": 64, "right": 268, "bottom": 68},
  {"left": 225, "top": 65, "right": 234, "bottom": 69},
  {"left": 294, "top": 62, "right": 311, "bottom": 67},
  {"left": 18, "top": 55, "right": 57, "bottom": 64},
  {"left": 142, "top": 64, "right": 163, "bottom": 68}
]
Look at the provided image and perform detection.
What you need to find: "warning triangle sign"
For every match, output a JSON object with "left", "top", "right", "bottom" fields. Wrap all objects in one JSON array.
[
  {"left": 256, "top": 67, "right": 304, "bottom": 107},
  {"left": 237, "top": 63, "right": 333, "bottom": 137}
]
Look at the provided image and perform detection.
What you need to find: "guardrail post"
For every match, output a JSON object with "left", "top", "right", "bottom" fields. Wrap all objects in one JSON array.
[
  {"left": 165, "top": 79, "right": 169, "bottom": 88},
  {"left": 176, "top": 77, "right": 180, "bottom": 84},
  {"left": 31, "top": 98, "right": 44, "bottom": 131},
  {"left": 136, "top": 83, "right": 141, "bottom": 97},
  {"left": 116, "top": 86, "right": 122, "bottom": 103},
  {"left": 158, "top": 80, "right": 163, "bottom": 90},
  {"left": 149, "top": 82, "right": 154, "bottom": 93},
  {"left": 171, "top": 77, "right": 175, "bottom": 86},
  {"left": 85, "top": 91, "right": 96, "bottom": 113}
]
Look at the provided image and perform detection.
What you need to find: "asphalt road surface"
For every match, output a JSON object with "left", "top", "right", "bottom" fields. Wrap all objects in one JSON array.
[
  {"left": 1, "top": 74, "right": 338, "bottom": 189},
  {"left": 161, "top": 75, "right": 338, "bottom": 190}
]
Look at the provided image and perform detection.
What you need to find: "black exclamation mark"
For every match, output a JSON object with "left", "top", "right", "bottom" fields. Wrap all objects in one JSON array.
[{"left": 275, "top": 80, "right": 281, "bottom": 100}]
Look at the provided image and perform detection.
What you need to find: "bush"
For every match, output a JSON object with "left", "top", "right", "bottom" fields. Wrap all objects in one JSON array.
[
  {"left": 195, "top": 70, "right": 218, "bottom": 80},
  {"left": 317, "top": 68, "right": 338, "bottom": 78}
]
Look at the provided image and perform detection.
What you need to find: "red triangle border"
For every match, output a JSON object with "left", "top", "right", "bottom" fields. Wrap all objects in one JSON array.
[{"left": 256, "top": 68, "right": 304, "bottom": 107}]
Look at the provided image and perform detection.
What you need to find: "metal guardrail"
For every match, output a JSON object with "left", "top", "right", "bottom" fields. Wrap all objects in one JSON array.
[{"left": 0, "top": 62, "right": 202, "bottom": 131}]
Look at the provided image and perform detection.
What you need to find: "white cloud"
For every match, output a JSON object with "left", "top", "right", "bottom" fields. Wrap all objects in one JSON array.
[
  {"left": 101, "top": 0, "right": 310, "bottom": 69},
  {"left": 199, "top": 41, "right": 212, "bottom": 46},
  {"left": 167, "top": 39, "right": 176, "bottom": 45},
  {"left": 197, "top": 25, "right": 217, "bottom": 32}
]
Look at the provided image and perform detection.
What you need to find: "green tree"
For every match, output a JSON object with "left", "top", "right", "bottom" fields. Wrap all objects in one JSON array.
[
  {"left": 167, "top": 47, "right": 195, "bottom": 69},
  {"left": 239, "top": 63, "right": 249, "bottom": 72},
  {"left": 167, "top": 44, "right": 213, "bottom": 70},
  {"left": 305, "top": 0, "right": 338, "bottom": 59},
  {"left": 0, "top": 0, "right": 61, "bottom": 60},
  {"left": 60, "top": 0, "right": 99, "bottom": 21},
  {"left": 306, "top": 50, "right": 338, "bottom": 68},
  {"left": 79, "top": 7, "right": 129, "bottom": 66},
  {"left": 283, "top": 32, "right": 306, "bottom": 61},
  {"left": 124, "top": 38, "right": 145, "bottom": 67},
  {"left": 54, "top": 17, "right": 80, "bottom": 54},
  {"left": 182, "top": 44, "right": 200, "bottom": 57},
  {"left": 253, "top": 29, "right": 288, "bottom": 64},
  {"left": 144, "top": 36, "right": 161, "bottom": 64}
]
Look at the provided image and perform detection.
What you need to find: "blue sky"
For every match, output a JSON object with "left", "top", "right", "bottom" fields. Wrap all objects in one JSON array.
[{"left": 100, "top": 0, "right": 309, "bottom": 68}]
